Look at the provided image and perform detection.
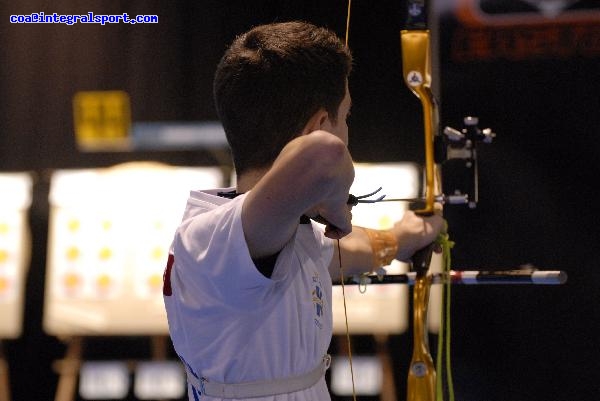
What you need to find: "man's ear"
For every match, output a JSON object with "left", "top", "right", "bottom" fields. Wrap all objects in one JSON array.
[{"left": 301, "top": 108, "right": 329, "bottom": 135}]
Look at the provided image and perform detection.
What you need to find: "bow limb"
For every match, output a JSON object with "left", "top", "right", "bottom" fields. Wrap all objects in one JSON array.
[{"left": 400, "top": 30, "right": 439, "bottom": 215}]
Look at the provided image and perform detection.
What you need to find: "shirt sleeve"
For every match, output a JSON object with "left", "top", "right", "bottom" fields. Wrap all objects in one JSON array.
[
  {"left": 172, "top": 195, "right": 275, "bottom": 310},
  {"left": 311, "top": 221, "right": 335, "bottom": 274}
]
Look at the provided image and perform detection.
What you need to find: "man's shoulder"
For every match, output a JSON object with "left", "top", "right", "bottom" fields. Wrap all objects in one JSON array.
[
  {"left": 189, "top": 187, "right": 235, "bottom": 202},
  {"left": 179, "top": 188, "right": 246, "bottom": 232},
  {"left": 183, "top": 187, "right": 240, "bottom": 213}
]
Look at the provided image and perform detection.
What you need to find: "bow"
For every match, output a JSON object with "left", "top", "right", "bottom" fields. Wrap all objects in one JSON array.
[
  {"left": 339, "top": 2, "right": 566, "bottom": 400},
  {"left": 400, "top": 0, "right": 442, "bottom": 399}
]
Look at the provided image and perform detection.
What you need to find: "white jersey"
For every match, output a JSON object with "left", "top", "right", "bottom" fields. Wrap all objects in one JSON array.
[{"left": 163, "top": 188, "right": 335, "bottom": 400}]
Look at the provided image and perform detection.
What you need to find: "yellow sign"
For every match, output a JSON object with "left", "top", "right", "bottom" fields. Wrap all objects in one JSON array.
[{"left": 73, "top": 90, "right": 131, "bottom": 151}]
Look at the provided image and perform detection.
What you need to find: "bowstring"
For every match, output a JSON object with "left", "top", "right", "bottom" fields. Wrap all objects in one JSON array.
[
  {"left": 339, "top": 2, "right": 357, "bottom": 400},
  {"left": 337, "top": 239, "right": 357, "bottom": 400},
  {"left": 345, "top": 0, "right": 352, "bottom": 47}
]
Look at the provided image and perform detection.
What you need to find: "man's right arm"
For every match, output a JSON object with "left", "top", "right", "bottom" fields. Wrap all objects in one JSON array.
[{"left": 241, "top": 130, "right": 355, "bottom": 260}]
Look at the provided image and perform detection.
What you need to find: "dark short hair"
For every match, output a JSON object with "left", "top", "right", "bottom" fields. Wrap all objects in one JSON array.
[{"left": 214, "top": 21, "right": 352, "bottom": 175}]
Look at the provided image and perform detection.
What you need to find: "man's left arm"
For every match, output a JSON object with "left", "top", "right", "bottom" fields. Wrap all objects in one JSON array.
[{"left": 328, "top": 209, "right": 444, "bottom": 280}]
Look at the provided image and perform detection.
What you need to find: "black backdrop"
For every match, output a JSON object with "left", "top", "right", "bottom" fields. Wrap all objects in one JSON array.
[{"left": 2, "top": 1, "right": 599, "bottom": 400}]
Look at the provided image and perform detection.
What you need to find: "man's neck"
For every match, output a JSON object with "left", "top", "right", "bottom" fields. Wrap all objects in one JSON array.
[{"left": 235, "top": 168, "right": 268, "bottom": 193}]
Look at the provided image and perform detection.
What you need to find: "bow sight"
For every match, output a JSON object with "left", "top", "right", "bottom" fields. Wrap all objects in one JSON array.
[{"left": 438, "top": 116, "right": 495, "bottom": 209}]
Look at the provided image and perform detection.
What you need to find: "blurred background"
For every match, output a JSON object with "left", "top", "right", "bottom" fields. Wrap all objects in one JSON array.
[{"left": 1, "top": 1, "right": 599, "bottom": 400}]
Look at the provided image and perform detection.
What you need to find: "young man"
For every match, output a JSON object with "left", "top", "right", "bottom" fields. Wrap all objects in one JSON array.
[{"left": 163, "top": 21, "right": 444, "bottom": 400}]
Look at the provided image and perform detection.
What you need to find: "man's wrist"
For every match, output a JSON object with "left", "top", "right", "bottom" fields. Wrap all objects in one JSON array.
[{"left": 360, "top": 227, "right": 398, "bottom": 269}]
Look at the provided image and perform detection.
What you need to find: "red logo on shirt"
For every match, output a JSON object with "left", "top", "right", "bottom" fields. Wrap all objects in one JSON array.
[{"left": 163, "top": 253, "right": 174, "bottom": 296}]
